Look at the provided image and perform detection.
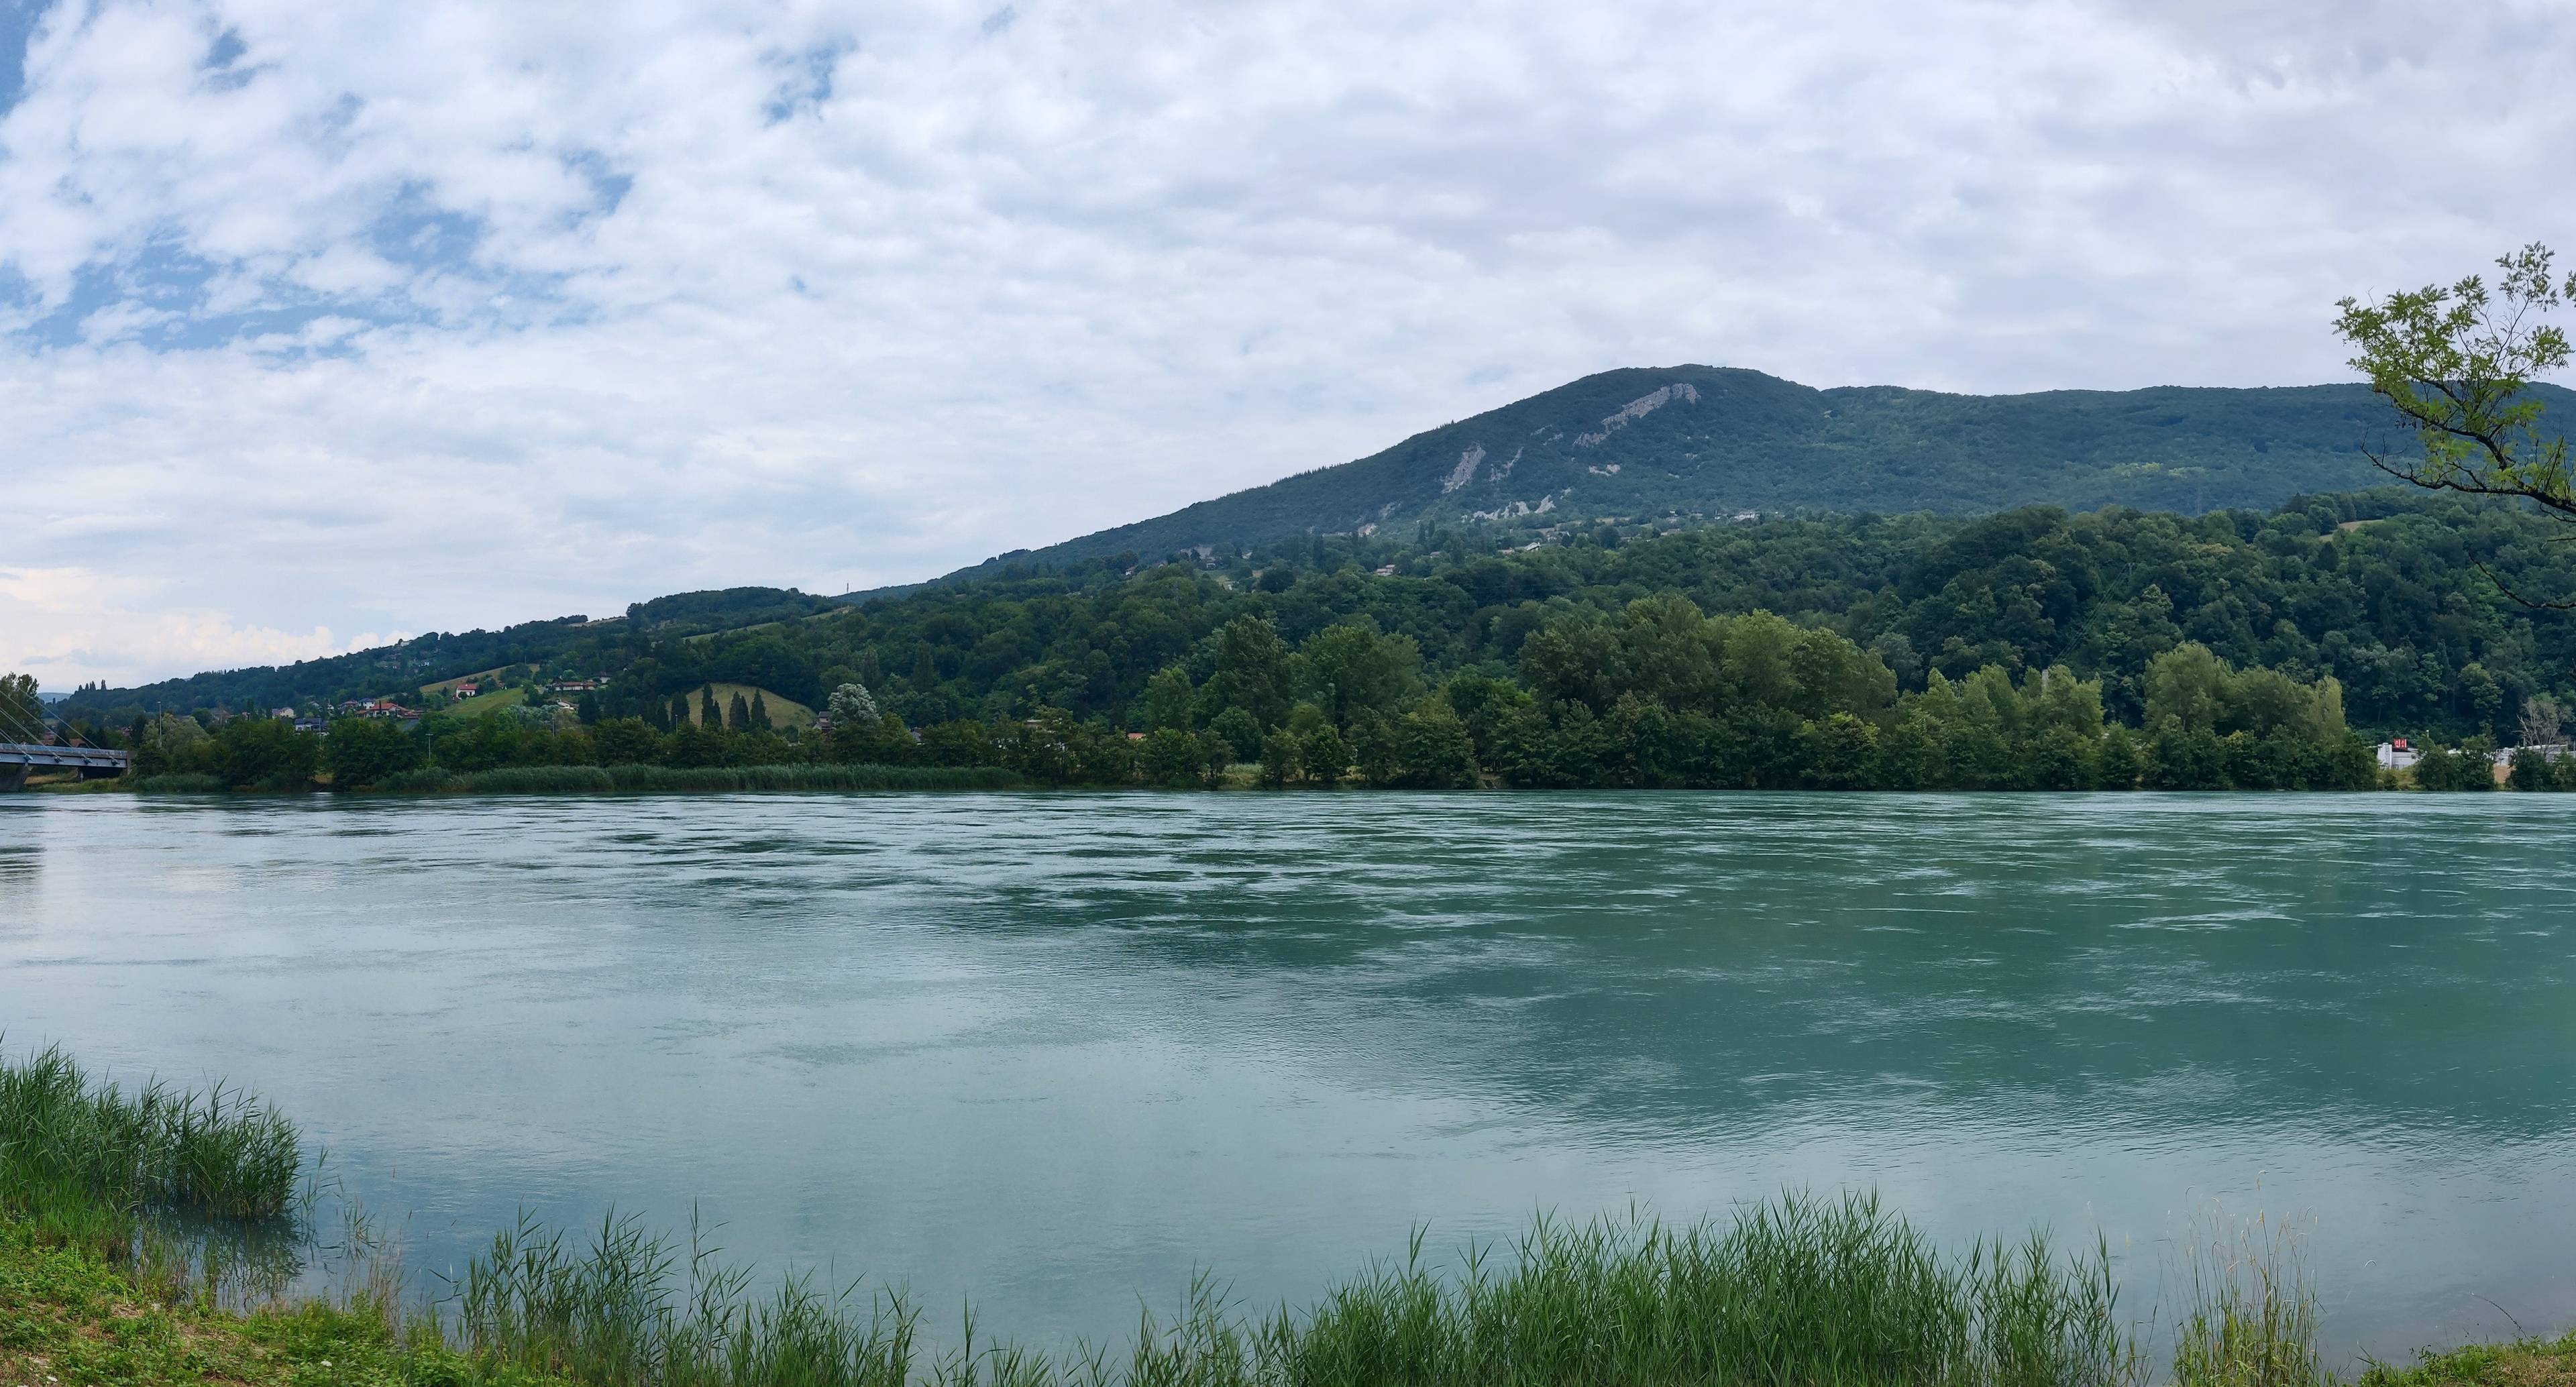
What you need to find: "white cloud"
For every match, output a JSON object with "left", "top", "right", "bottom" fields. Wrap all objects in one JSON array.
[
  {"left": 0, "top": 565, "right": 398, "bottom": 685},
  {"left": 2, "top": 0, "right": 2574, "bottom": 685}
]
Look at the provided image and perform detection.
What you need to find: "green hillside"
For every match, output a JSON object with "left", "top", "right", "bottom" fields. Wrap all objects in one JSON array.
[
  {"left": 931, "top": 366, "right": 2553, "bottom": 584},
  {"left": 668, "top": 682, "right": 818, "bottom": 730},
  {"left": 61, "top": 364, "right": 2576, "bottom": 727}
]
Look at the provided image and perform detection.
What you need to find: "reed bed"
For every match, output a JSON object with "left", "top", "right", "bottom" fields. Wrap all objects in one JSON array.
[
  {"left": 126, "top": 771, "right": 225, "bottom": 793},
  {"left": 0, "top": 1044, "right": 300, "bottom": 1253},
  {"left": 431, "top": 1195, "right": 2174, "bottom": 1387},
  {"left": 373, "top": 762, "right": 1023, "bottom": 794}
]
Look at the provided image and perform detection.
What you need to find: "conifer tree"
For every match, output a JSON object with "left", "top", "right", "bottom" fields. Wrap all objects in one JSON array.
[
  {"left": 728, "top": 691, "right": 751, "bottom": 731},
  {"left": 749, "top": 690, "right": 772, "bottom": 732},
  {"left": 700, "top": 685, "right": 720, "bottom": 726}
]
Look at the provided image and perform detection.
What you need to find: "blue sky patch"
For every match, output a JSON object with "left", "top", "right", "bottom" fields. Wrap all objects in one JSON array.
[{"left": 0, "top": 0, "right": 47, "bottom": 113}]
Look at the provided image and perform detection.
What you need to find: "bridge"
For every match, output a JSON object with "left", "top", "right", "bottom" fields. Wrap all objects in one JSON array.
[
  {"left": 1, "top": 741, "right": 130, "bottom": 789},
  {"left": 0, "top": 697, "right": 129, "bottom": 789}
]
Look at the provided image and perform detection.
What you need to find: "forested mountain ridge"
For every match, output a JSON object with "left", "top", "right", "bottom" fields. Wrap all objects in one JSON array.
[
  {"left": 926, "top": 366, "right": 2573, "bottom": 586},
  {"left": 55, "top": 488, "right": 2576, "bottom": 757}
]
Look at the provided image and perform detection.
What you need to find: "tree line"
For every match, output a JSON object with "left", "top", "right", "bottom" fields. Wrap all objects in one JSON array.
[
  {"left": 53, "top": 482, "right": 2576, "bottom": 794},
  {"left": 106, "top": 604, "right": 2406, "bottom": 791}
]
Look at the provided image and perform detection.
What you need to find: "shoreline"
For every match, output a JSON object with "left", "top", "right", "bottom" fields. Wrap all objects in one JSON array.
[{"left": 4, "top": 1042, "right": 2569, "bottom": 1386}]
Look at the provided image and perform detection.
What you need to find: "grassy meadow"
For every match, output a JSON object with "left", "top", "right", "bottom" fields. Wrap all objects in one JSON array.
[
  {"left": 665, "top": 681, "right": 819, "bottom": 730},
  {"left": 0, "top": 1040, "right": 2561, "bottom": 1386}
]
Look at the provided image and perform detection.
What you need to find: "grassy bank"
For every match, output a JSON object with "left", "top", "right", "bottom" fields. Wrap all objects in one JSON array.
[{"left": 1, "top": 1043, "right": 2561, "bottom": 1386}]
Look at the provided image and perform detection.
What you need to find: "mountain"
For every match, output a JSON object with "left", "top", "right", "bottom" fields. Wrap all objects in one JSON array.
[{"left": 925, "top": 365, "right": 2538, "bottom": 585}]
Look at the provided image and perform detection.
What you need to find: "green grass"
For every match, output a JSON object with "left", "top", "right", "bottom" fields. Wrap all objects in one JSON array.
[
  {"left": 2359, "top": 1332, "right": 2576, "bottom": 1387},
  {"left": 0, "top": 1219, "right": 560, "bottom": 1386},
  {"left": 441, "top": 686, "right": 531, "bottom": 716},
  {"left": 419, "top": 665, "right": 531, "bottom": 698},
  {"left": 663, "top": 682, "right": 819, "bottom": 730}
]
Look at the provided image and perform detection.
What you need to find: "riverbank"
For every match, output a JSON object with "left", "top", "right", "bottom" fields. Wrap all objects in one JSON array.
[
  {"left": 5, "top": 1042, "right": 2569, "bottom": 1387},
  {"left": 6, "top": 1211, "right": 2572, "bottom": 1387},
  {"left": 0, "top": 1223, "right": 533, "bottom": 1386},
  {"left": 26, "top": 764, "right": 2458, "bottom": 796}
]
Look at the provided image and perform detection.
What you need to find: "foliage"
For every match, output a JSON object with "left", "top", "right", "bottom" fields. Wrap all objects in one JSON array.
[
  {"left": 62, "top": 478, "right": 2576, "bottom": 793},
  {"left": 2336, "top": 243, "right": 2576, "bottom": 517},
  {"left": 212, "top": 716, "right": 320, "bottom": 790},
  {"left": 2409, "top": 739, "right": 2498, "bottom": 793},
  {"left": 0, "top": 671, "right": 40, "bottom": 742},
  {"left": 827, "top": 681, "right": 880, "bottom": 726},
  {"left": 129, "top": 712, "right": 211, "bottom": 778},
  {"left": 323, "top": 717, "right": 424, "bottom": 788}
]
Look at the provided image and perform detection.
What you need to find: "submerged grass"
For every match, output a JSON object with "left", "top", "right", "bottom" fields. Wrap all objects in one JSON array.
[{"left": 374, "top": 762, "right": 1024, "bottom": 794}]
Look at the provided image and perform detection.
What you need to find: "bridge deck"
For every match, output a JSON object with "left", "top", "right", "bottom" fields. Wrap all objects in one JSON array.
[{"left": 0, "top": 742, "right": 131, "bottom": 769}]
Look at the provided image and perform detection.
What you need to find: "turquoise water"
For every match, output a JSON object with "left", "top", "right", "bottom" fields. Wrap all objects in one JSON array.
[{"left": 2, "top": 791, "right": 2571, "bottom": 1363}]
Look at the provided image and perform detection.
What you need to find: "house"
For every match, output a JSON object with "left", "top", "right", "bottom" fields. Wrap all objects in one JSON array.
[
  {"left": 2374, "top": 738, "right": 2421, "bottom": 771},
  {"left": 271, "top": 707, "right": 296, "bottom": 720},
  {"left": 292, "top": 717, "right": 327, "bottom": 734},
  {"left": 455, "top": 685, "right": 479, "bottom": 698},
  {"left": 1373, "top": 564, "right": 1397, "bottom": 576},
  {"left": 546, "top": 679, "right": 603, "bottom": 693}
]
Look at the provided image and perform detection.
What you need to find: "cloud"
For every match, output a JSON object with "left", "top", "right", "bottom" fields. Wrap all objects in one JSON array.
[
  {"left": 2, "top": 0, "right": 2574, "bottom": 685},
  {"left": 0, "top": 565, "right": 398, "bottom": 686}
]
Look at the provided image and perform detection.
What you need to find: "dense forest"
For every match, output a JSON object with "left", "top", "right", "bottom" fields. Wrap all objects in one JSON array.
[{"left": 52, "top": 486, "right": 2576, "bottom": 793}]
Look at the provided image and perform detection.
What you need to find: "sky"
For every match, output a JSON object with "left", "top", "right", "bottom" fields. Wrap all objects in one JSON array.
[{"left": 3, "top": 1, "right": 2574, "bottom": 689}]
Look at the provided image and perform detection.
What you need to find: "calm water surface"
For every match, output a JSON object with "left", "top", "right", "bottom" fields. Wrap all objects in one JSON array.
[{"left": 1, "top": 792, "right": 2571, "bottom": 1362}]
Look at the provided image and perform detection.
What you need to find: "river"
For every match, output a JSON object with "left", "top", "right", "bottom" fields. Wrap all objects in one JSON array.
[{"left": 2, "top": 791, "right": 2569, "bottom": 1364}]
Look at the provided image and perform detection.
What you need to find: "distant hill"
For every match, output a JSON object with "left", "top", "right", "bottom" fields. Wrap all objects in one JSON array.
[
  {"left": 67, "top": 364, "right": 2568, "bottom": 716},
  {"left": 79, "top": 588, "right": 836, "bottom": 716},
  {"left": 922, "top": 366, "right": 2547, "bottom": 586}
]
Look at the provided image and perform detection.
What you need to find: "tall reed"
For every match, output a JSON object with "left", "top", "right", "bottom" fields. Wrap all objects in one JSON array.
[
  {"left": 1258, "top": 1195, "right": 2134, "bottom": 1387},
  {"left": 2165, "top": 1208, "right": 2326, "bottom": 1387},
  {"left": 0, "top": 1043, "right": 301, "bottom": 1252},
  {"left": 435, "top": 1194, "right": 2145, "bottom": 1387},
  {"left": 452, "top": 1209, "right": 917, "bottom": 1386}
]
